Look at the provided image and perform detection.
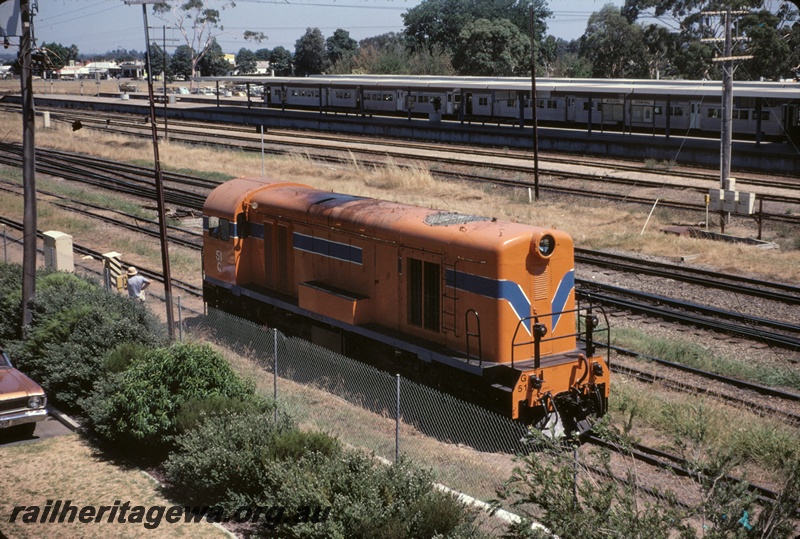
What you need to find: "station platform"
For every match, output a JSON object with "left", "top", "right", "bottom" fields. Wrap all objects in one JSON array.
[{"left": 4, "top": 92, "right": 798, "bottom": 174}]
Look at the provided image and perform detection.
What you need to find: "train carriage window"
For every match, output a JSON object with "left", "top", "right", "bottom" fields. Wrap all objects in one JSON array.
[
  {"left": 219, "top": 218, "right": 230, "bottom": 241},
  {"left": 708, "top": 108, "right": 721, "bottom": 119},
  {"left": 407, "top": 258, "right": 440, "bottom": 332},
  {"left": 478, "top": 97, "right": 488, "bottom": 106},
  {"left": 547, "top": 100, "right": 558, "bottom": 109},
  {"left": 654, "top": 106, "right": 663, "bottom": 115},
  {"left": 508, "top": 99, "right": 517, "bottom": 107},
  {"left": 670, "top": 106, "right": 683, "bottom": 117},
  {"left": 208, "top": 216, "right": 219, "bottom": 237}
]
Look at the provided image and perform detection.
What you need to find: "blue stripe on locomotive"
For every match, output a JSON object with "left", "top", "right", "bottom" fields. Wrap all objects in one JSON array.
[
  {"left": 293, "top": 232, "right": 363, "bottom": 265},
  {"left": 446, "top": 269, "right": 532, "bottom": 334},
  {"left": 550, "top": 269, "right": 574, "bottom": 333}
]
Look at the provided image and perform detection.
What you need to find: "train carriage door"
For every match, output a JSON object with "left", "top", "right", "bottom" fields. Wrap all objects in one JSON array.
[
  {"left": 785, "top": 103, "right": 800, "bottom": 142},
  {"left": 262, "top": 218, "right": 292, "bottom": 294},
  {"left": 566, "top": 95, "right": 576, "bottom": 122},
  {"left": 465, "top": 93, "right": 473, "bottom": 116},
  {"left": 689, "top": 101, "right": 701, "bottom": 129},
  {"left": 402, "top": 252, "right": 441, "bottom": 334}
]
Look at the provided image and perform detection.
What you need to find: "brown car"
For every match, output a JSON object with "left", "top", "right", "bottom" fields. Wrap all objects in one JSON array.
[{"left": 0, "top": 350, "right": 47, "bottom": 438}]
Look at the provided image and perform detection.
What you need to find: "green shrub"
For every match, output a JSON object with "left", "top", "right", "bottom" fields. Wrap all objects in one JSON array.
[
  {"left": 165, "top": 409, "right": 482, "bottom": 538},
  {"left": 175, "top": 393, "right": 274, "bottom": 433},
  {"left": 164, "top": 407, "right": 300, "bottom": 505},
  {"left": 7, "top": 271, "right": 166, "bottom": 411},
  {"left": 0, "top": 263, "right": 22, "bottom": 341},
  {"left": 83, "top": 342, "right": 256, "bottom": 457},
  {"left": 103, "top": 342, "right": 150, "bottom": 374}
]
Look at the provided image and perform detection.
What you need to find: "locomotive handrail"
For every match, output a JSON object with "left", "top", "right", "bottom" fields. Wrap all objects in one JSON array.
[
  {"left": 510, "top": 303, "right": 610, "bottom": 369},
  {"left": 464, "top": 309, "right": 482, "bottom": 365},
  {"left": 577, "top": 298, "right": 611, "bottom": 368}
]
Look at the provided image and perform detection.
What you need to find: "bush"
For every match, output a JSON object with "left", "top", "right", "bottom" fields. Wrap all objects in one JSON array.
[
  {"left": 7, "top": 271, "right": 166, "bottom": 411},
  {"left": 83, "top": 342, "right": 256, "bottom": 457},
  {"left": 0, "top": 263, "right": 22, "bottom": 341},
  {"left": 165, "top": 408, "right": 482, "bottom": 538}
]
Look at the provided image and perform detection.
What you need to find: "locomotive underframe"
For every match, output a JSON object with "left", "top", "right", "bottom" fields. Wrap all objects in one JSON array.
[{"left": 204, "top": 276, "right": 609, "bottom": 433}]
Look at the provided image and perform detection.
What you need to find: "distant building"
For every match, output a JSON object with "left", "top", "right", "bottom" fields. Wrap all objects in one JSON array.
[
  {"left": 254, "top": 61, "right": 271, "bottom": 75},
  {"left": 119, "top": 61, "right": 145, "bottom": 79},
  {"left": 56, "top": 61, "right": 118, "bottom": 80}
]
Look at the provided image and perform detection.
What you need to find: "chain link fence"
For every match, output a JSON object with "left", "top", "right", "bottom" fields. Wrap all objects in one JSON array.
[{"left": 194, "top": 307, "right": 531, "bottom": 507}]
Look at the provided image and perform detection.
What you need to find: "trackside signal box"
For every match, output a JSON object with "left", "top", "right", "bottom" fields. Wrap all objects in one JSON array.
[{"left": 43, "top": 231, "right": 74, "bottom": 272}]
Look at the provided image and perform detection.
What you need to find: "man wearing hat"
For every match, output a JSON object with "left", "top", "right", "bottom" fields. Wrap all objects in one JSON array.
[{"left": 126, "top": 266, "right": 151, "bottom": 302}]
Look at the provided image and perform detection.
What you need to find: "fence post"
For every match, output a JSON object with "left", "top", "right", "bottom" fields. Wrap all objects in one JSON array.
[
  {"left": 2, "top": 226, "right": 6, "bottom": 263},
  {"left": 273, "top": 328, "right": 278, "bottom": 423},
  {"left": 395, "top": 373, "right": 401, "bottom": 463},
  {"left": 573, "top": 446, "right": 579, "bottom": 509},
  {"left": 177, "top": 296, "right": 183, "bottom": 341}
]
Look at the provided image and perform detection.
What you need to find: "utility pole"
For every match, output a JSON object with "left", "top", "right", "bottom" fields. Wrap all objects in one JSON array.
[
  {"left": 127, "top": 0, "right": 176, "bottom": 339},
  {"left": 20, "top": 0, "right": 37, "bottom": 338},
  {"left": 702, "top": 7, "right": 751, "bottom": 232},
  {"left": 529, "top": 5, "right": 540, "bottom": 201}
]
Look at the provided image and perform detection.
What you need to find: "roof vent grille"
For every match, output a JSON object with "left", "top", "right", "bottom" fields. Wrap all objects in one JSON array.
[{"left": 425, "top": 212, "right": 490, "bottom": 227}]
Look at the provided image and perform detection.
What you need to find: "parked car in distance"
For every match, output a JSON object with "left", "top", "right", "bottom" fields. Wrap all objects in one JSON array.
[{"left": 0, "top": 350, "right": 47, "bottom": 438}]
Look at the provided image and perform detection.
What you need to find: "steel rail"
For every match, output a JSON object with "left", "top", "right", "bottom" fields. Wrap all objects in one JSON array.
[
  {"left": 578, "top": 284, "right": 800, "bottom": 350},
  {"left": 576, "top": 247, "right": 800, "bottom": 303}
]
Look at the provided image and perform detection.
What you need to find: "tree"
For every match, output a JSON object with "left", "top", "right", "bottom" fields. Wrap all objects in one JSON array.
[
  {"left": 235, "top": 47, "right": 257, "bottom": 74},
  {"left": 294, "top": 27, "right": 329, "bottom": 76},
  {"left": 402, "top": 0, "right": 550, "bottom": 54},
  {"left": 452, "top": 18, "right": 531, "bottom": 76},
  {"left": 269, "top": 46, "right": 292, "bottom": 76},
  {"left": 580, "top": 3, "right": 650, "bottom": 78},
  {"left": 170, "top": 45, "right": 194, "bottom": 80},
  {"left": 326, "top": 28, "right": 358, "bottom": 67},
  {"left": 738, "top": 10, "right": 792, "bottom": 80},
  {"left": 197, "top": 39, "right": 230, "bottom": 76},
  {"left": 148, "top": 42, "right": 172, "bottom": 80},
  {"left": 39, "top": 42, "right": 78, "bottom": 70},
  {"left": 153, "top": 0, "right": 234, "bottom": 85},
  {"left": 254, "top": 47, "right": 271, "bottom": 61},
  {"left": 642, "top": 25, "right": 681, "bottom": 79},
  {"left": 622, "top": 0, "right": 799, "bottom": 79}
]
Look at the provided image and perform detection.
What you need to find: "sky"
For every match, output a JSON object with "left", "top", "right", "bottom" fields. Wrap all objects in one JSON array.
[{"left": 26, "top": 0, "right": 627, "bottom": 56}]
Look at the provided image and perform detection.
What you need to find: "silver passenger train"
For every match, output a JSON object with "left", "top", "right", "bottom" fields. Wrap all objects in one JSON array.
[{"left": 207, "top": 75, "right": 800, "bottom": 141}]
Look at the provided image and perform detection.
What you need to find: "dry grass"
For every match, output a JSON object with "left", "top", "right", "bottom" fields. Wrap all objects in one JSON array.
[
  {"left": 1, "top": 107, "right": 797, "bottom": 282},
  {"left": 0, "top": 435, "right": 229, "bottom": 539},
  {"left": 203, "top": 334, "right": 521, "bottom": 504}
]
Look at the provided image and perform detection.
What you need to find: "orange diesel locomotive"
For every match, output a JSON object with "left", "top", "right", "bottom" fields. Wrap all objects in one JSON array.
[{"left": 203, "top": 177, "right": 610, "bottom": 434}]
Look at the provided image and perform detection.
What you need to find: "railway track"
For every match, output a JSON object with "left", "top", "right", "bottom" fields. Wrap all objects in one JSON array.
[
  {"left": 4, "top": 171, "right": 800, "bottom": 424},
  {"left": 2, "top": 144, "right": 798, "bottom": 349},
  {"left": 2, "top": 156, "right": 798, "bottom": 517},
  {"left": 4, "top": 105, "right": 800, "bottom": 224},
  {"left": 8, "top": 104, "right": 800, "bottom": 191},
  {"left": 576, "top": 248, "right": 800, "bottom": 305},
  {"left": 578, "top": 282, "right": 800, "bottom": 350}
]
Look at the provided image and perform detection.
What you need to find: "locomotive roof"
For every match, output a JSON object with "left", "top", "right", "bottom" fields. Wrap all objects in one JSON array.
[
  {"left": 207, "top": 177, "right": 568, "bottom": 255},
  {"left": 201, "top": 74, "right": 800, "bottom": 100}
]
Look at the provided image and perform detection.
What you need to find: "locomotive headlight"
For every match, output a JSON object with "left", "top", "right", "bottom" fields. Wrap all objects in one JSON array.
[{"left": 538, "top": 235, "right": 556, "bottom": 257}]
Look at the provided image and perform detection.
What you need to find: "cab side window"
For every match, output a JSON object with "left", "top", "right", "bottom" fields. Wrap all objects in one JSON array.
[{"left": 208, "top": 216, "right": 230, "bottom": 240}]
